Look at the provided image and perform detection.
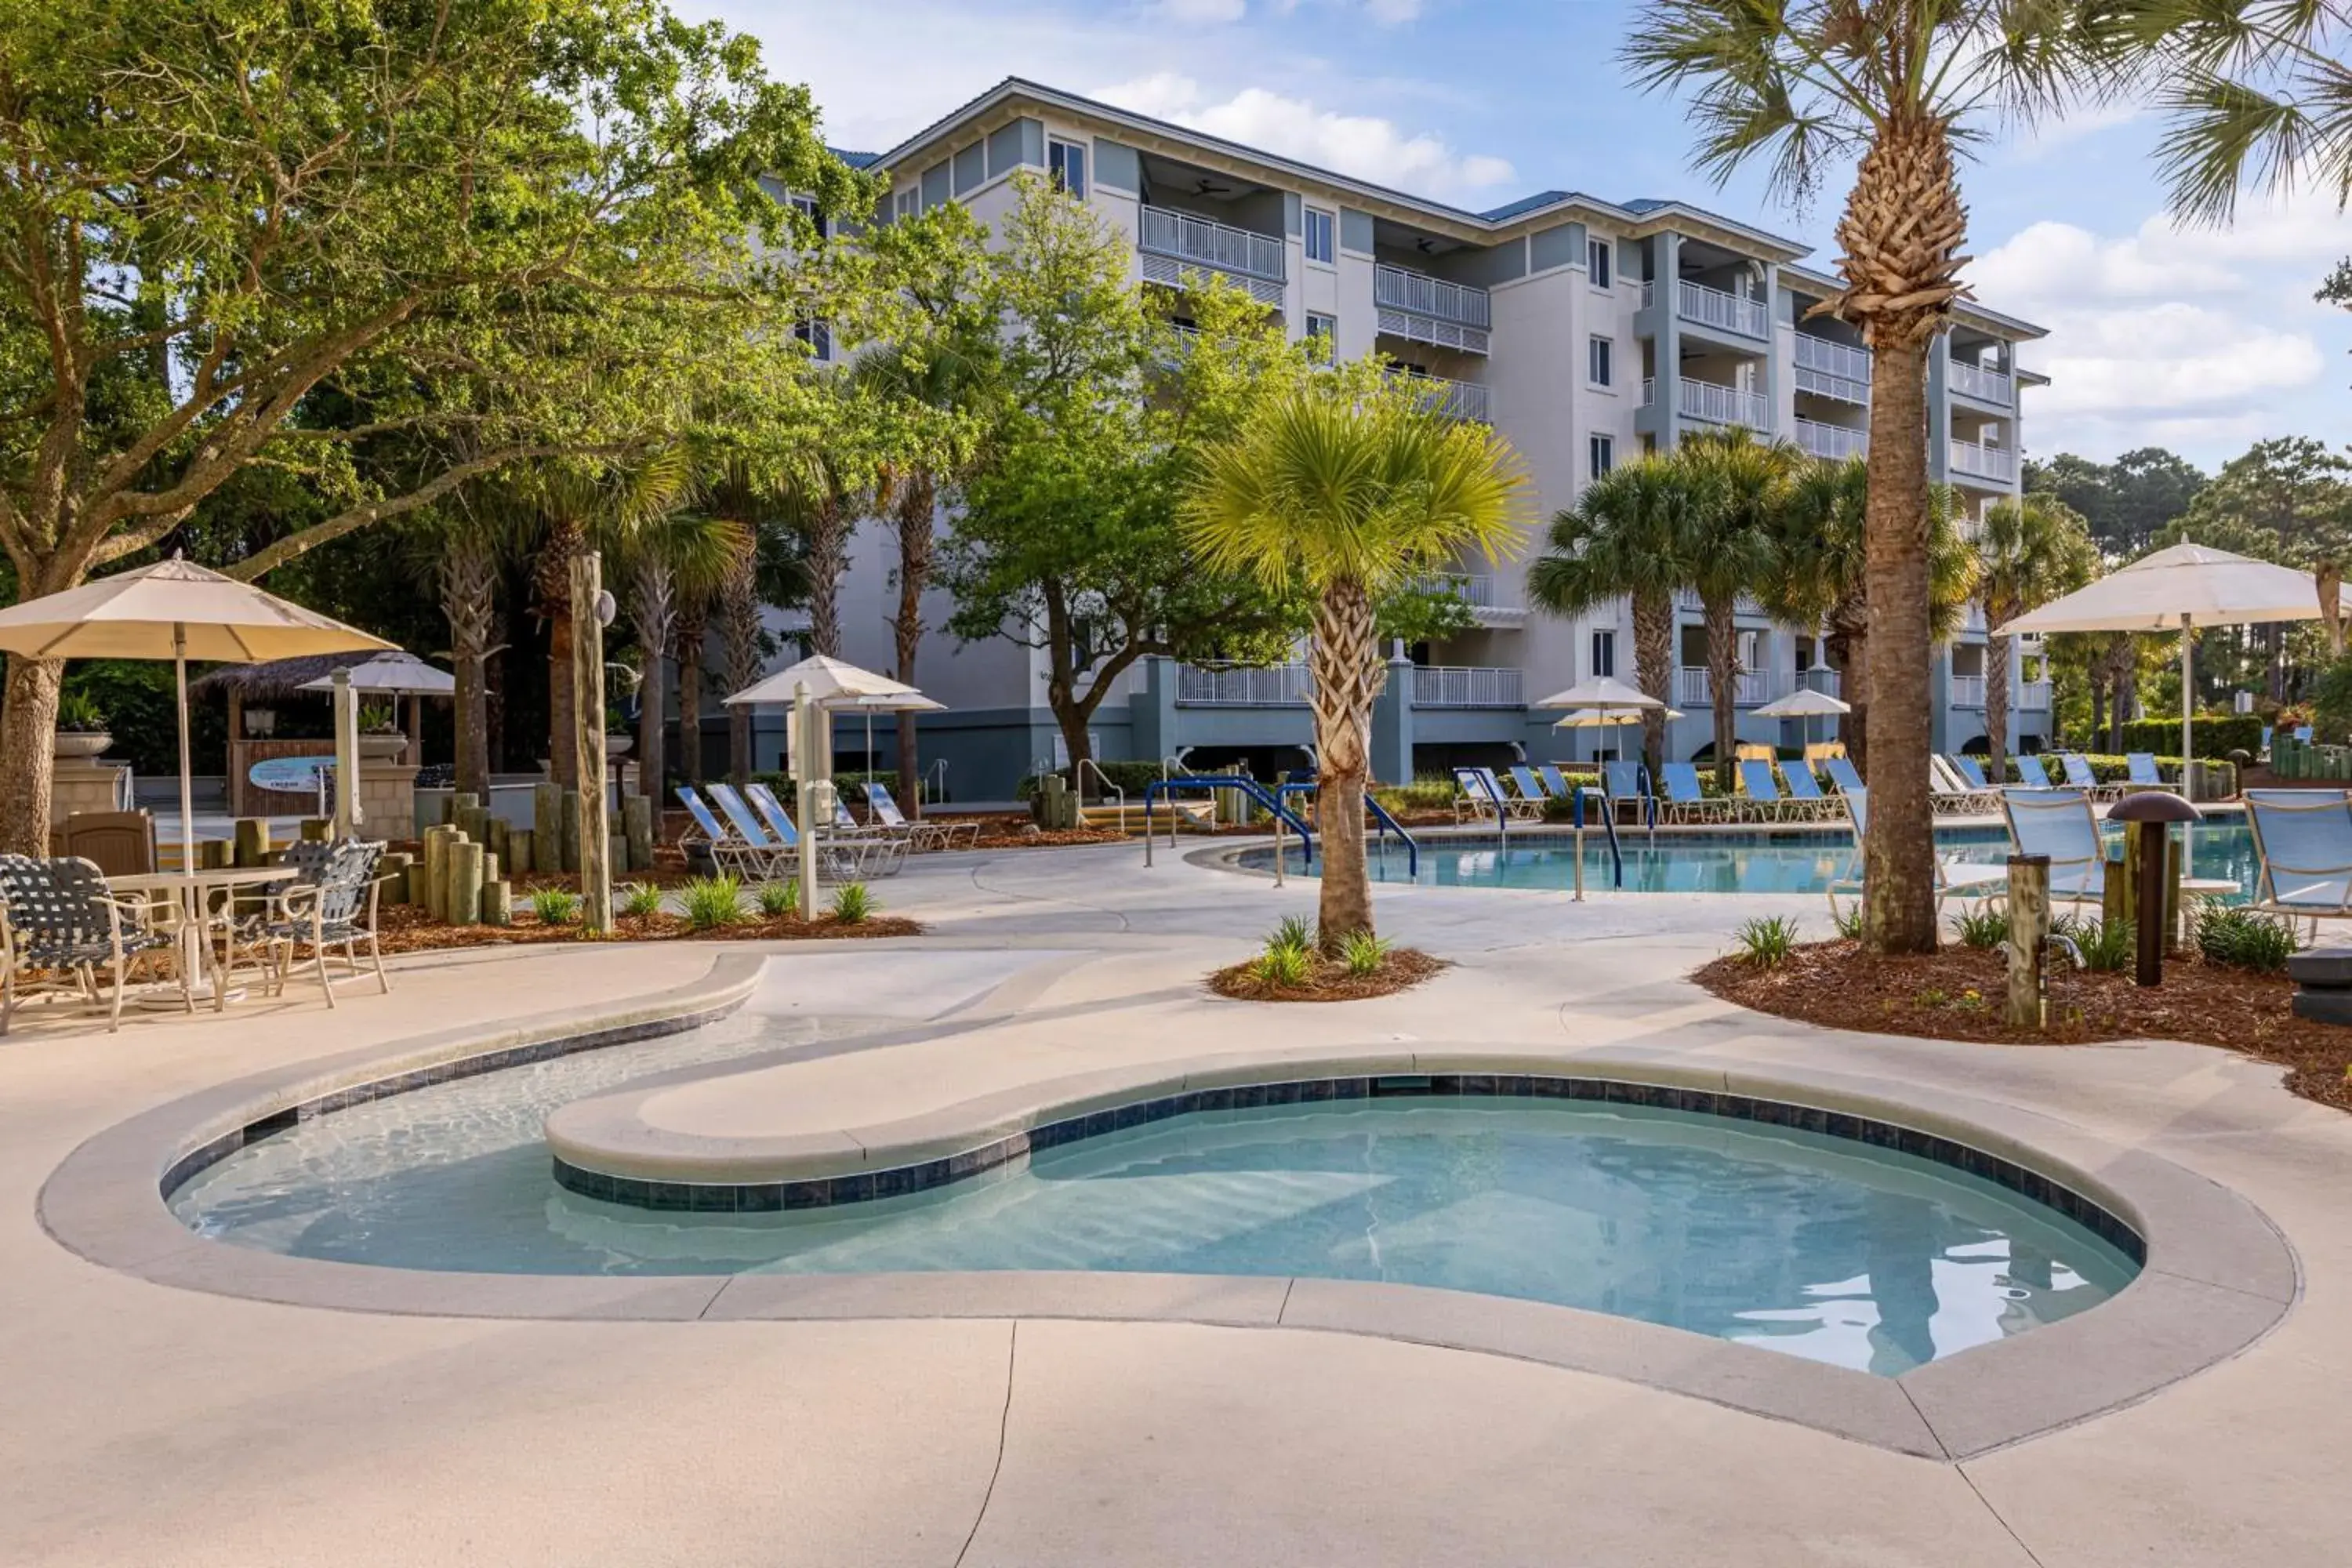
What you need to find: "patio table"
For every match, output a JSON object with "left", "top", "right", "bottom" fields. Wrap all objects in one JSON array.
[{"left": 107, "top": 866, "right": 297, "bottom": 1011}]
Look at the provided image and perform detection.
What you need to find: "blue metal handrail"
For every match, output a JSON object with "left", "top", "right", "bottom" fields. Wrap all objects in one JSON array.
[
  {"left": 1574, "top": 786, "right": 1624, "bottom": 890},
  {"left": 1144, "top": 775, "right": 1316, "bottom": 863},
  {"left": 1276, "top": 781, "right": 1419, "bottom": 879},
  {"left": 1453, "top": 767, "right": 1510, "bottom": 844}
]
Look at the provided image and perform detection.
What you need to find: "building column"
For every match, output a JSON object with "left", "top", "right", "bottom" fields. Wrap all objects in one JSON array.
[
  {"left": 1131, "top": 655, "right": 1178, "bottom": 766},
  {"left": 1760, "top": 261, "right": 1781, "bottom": 431},
  {"left": 1926, "top": 329, "right": 1951, "bottom": 486},
  {"left": 1657, "top": 232, "right": 1681, "bottom": 449},
  {"left": 1372, "top": 655, "right": 1415, "bottom": 785}
]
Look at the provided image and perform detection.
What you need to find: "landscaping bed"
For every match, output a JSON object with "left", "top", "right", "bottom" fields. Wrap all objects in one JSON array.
[
  {"left": 369, "top": 902, "right": 922, "bottom": 954},
  {"left": 1696, "top": 938, "right": 2352, "bottom": 1112},
  {"left": 1209, "top": 946, "right": 1446, "bottom": 1003}
]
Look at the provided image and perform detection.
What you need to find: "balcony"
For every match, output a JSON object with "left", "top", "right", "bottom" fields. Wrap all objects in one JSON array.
[
  {"left": 1411, "top": 665, "right": 1523, "bottom": 708},
  {"left": 1947, "top": 357, "right": 2013, "bottom": 405},
  {"left": 1673, "top": 587, "right": 1766, "bottom": 615},
  {"left": 1951, "top": 674, "right": 1987, "bottom": 709},
  {"left": 1671, "top": 376, "right": 1771, "bottom": 429},
  {"left": 1949, "top": 439, "right": 2017, "bottom": 484},
  {"left": 1793, "top": 335, "right": 1871, "bottom": 404},
  {"left": 1799, "top": 667, "right": 1842, "bottom": 699},
  {"left": 1794, "top": 416, "right": 1866, "bottom": 462},
  {"left": 1374, "top": 263, "right": 1491, "bottom": 355},
  {"left": 1417, "top": 572, "right": 1526, "bottom": 628},
  {"left": 1391, "top": 368, "right": 1490, "bottom": 423},
  {"left": 1138, "top": 206, "right": 1285, "bottom": 305},
  {"left": 1645, "top": 277, "right": 1769, "bottom": 339},
  {"left": 2020, "top": 680, "right": 2053, "bottom": 710},
  {"left": 1176, "top": 662, "right": 1309, "bottom": 705},
  {"left": 1677, "top": 666, "right": 1776, "bottom": 707}
]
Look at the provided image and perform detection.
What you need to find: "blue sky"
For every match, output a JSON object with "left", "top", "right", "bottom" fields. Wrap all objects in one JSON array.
[{"left": 683, "top": 0, "right": 2352, "bottom": 470}]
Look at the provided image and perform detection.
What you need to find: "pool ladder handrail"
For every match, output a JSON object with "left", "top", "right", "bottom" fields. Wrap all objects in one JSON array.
[
  {"left": 1572, "top": 786, "right": 1624, "bottom": 896},
  {"left": 1143, "top": 775, "right": 1316, "bottom": 868},
  {"left": 1276, "top": 780, "right": 1419, "bottom": 880},
  {"left": 1075, "top": 757, "right": 1127, "bottom": 833}
]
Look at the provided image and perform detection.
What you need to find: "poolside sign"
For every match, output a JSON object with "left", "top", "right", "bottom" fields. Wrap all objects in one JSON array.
[{"left": 249, "top": 755, "right": 335, "bottom": 805}]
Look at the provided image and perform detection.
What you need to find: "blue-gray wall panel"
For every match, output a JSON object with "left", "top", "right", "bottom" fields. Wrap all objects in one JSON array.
[
  {"left": 920, "top": 161, "right": 950, "bottom": 209},
  {"left": 1340, "top": 208, "right": 1376, "bottom": 256},
  {"left": 952, "top": 143, "right": 985, "bottom": 195},
  {"left": 1094, "top": 137, "right": 1141, "bottom": 192},
  {"left": 1530, "top": 221, "right": 1584, "bottom": 274}
]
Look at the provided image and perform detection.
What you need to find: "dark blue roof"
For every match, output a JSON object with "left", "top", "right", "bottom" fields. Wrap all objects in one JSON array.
[
  {"left": 830, "top": 148, "right": 881, "bottom": 169},
  {"left": 1479, "top": 190, "right": 1572, "bottom": 222},
  {"left": 1621, "top": 198, "right": 1671, "bottom": 213}
]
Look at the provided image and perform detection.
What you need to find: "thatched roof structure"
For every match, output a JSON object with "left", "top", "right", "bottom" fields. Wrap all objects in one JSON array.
[{"left": 189, "top": 651, "right": 448, "bottom": 701}]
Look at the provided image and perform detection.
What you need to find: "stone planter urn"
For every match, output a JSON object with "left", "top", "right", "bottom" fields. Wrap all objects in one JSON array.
[
  {"left": 604, "top": 734, "right": 634, "bottom": 758},
  {"left": 358, "top": 733, "right": 408, "bottom": 761},
  {"left": 53, "top": 732, "right": 112, "bottom": 760}
]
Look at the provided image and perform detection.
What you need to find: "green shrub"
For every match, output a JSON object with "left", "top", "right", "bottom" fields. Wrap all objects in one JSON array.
[
  {"left": 1831, "top": 902, "right": 1864, "bottom": 940},
  {"left": 1269, "top": 913, "right": 1315, "bottom": 952},
  {"left": 1341, "top": 929, "right": 1391, "bottom": 978},
  {"left": 2055, "top": 913, "right": 2135, "bottom": 971},
  {"left": 831, "top": 882, "right": 873, "bottom": 924},
  {"left": 756, "top": 879, "right": 800, "bottom": 919},
  {"left": 1253, "top": 940, "right": 1312, "bottom": 987},
  {"left": 2192, "top": 900, "right": 2299, "bottom": 972},
  {"left": 1733, "top": 915, "right": 1800, "bottom": 969},
  {"left": 619, "top": 881, "right": 663, "bottom": 919},
  {"left": 2310, "top": 655, "right": 2352, "bottom": 746},
  {"left": 1014, "top": 761, "right": 1165, "bottom": 801},
  {"left": 2114, "top": 714, "right": 2262, "bottom": 760},
  {"left": 1378, "top": 779, "right": 1461, "bottom": 811},
  {"left": 530, "top": 887, "right": 582, "bottom": 926},
  {"left": 681, "top": 875, "right": 742, "bottom": 930},
  {"left": 1949, "top": 905, "right": 2009, "bottom": 950}
]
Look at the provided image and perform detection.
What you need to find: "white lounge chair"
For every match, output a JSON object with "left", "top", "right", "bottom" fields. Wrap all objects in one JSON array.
[
  {"left": 1825, "top": 786, "right": 2009, "bottom": 918},
  {"left": 2001, "top": 786, "right": 2235, "bottom": 910},
  {"left": 864, "top": 782, "right": 978, "bottom": 851},
  {"left": 2245, "top": 789, "right": 2352, "bottom": 938}
]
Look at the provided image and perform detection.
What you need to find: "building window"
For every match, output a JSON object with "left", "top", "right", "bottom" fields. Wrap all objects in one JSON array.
[
  {"left": 794, "top": 318, "right": 832, "bottom": 361},
  {"left": 1589, "top": 434, "right": 1613, "bottom": 478},
  {"left": 1588, "top": 237, "right": 1612, "bottom": 289},
  {"left": 1305, "top": 312, "right": 1337, "bottom": 359},
  {"left": 789, "top": 193, "right": 828, "bottom": 240},
  {"left": 893, "top": 187, "right": 918, "bottom": 222},
  {"left": 1591, "top": 630, "right": 1616, "bottom": 680},
  {"left": 1304, "top": 207, "right": 1336, "bottom": 266},
  {"left": 1588, "top": 335, "right": 1613, "bottom": 388},
  {"left": 1048, "top": 138, "right": 1087, "bottom": 199}
]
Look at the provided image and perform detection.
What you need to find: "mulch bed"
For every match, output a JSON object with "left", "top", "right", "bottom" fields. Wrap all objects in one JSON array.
[
  {"left": 1208, "top": 946, "right": 1447, "bottom": 1003},
  {"left": 368, "top": 902, "right": 923, "bottom": 955},
  {"left": 1696, "top": 938, "right": 2352, "bottom": 1112}
]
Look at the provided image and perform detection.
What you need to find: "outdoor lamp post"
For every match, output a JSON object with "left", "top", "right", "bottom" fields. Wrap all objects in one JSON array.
[{"left": 2107, "top": 792, "right": 2204, "bottom": 987}]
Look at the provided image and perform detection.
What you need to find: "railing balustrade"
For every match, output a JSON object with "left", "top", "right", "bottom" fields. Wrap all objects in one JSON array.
[
  {"left": 1794, "top": 416, "right": 1867, "bottom": 461},
  {"left": 1678, "top": 377, "right": 1770, "bottom": 429},
  {"left": 1676, "top": 278, "right": 1769, "bottom": 339},
  {"left": 1949, "top": 440, "right": 2017, "bottom": 482},
  {"left": 1947, "top": 358, "right": 2014, "bottom": 405},
  {"left": 1951, "top": 674, "right": 1988, "bottom": 709},
  {"left": 1373, "top": 263, "right": 1490, "bottom": 329},
  {"left": 1410, "top": 665, "right": 1524, "bottom": 708},
  {"left": 1175, "top": 663, "right": 1311, "bottom": 706}
]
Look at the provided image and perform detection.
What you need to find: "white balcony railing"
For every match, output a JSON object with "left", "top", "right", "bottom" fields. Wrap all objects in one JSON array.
[
  {"left": 1176, "top": 662, "right": 1310, "bottom": 705},
  {"left": 1411, "top": 665, "right": 1524, "bottom": 708},
  {"left": 1949, "top": 439, "right": 2017, "bottom": 483},
  {"left": 1138, "top": 206, "right": 1286, "bottom": 305},
  {"left": 1793, "top": 334, "right": 1871, "bottom": 405},
  {"left": 1947, "top": 357, "right": 2014, "bottom": 405},
  {"left": 1390, "top": 368, "right": 1490, "bottom": 422},
  {"left": 1679, "top": 376, "right": 1771, "bottom": 429},
  {"left": 1678, "top": 666, "right": 1775, "bottom": 707},
  {"left": 2019, "top": 680, "right": 2053, "bottom": 710},
  {"left": 1417, "top": 572, "right": 1526, "bottom": 627},
  {"left": 1794, "top": 416, "right": 1867, "bottom": 462},
  {"left": 1374, "top": 263, "right": 1490, "bottom": 328},
  {"left": 1951, "top": 674, "right": 1987, "bottom": 709},
  {"left": 1800, "top": 667, "right": 1842, "bottom": 698},
  {"left": 1676, "top": 278, "right": 1769, "bottom": 339}
]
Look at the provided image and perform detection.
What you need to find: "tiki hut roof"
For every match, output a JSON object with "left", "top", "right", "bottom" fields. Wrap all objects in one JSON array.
[{"left": 188, "top": 650, "right": 448, "bottom": 701}]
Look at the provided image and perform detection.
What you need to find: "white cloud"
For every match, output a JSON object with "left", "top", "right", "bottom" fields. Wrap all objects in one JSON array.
[
  {"left": 1155, "top": 0, "right": 1247, "bottom": 22},
  {"left": 1973, "top": 205, "right": 2352, "bottom": 463},
  {"left": 1094, "top": 71, "right": 1516, "bottom": 198}
]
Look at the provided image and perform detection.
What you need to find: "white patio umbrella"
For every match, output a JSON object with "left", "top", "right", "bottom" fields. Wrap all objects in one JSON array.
[
  {"left": 1998, "top": 543, "right": 2352, "bottom": 797},
  {"left": 725, "top": 655, "right": 943, "bottom": 789},
  {"left": 1752, "top": 685, "right": 1852, "bottom": 753},
  {"left": 1534, "top": 675, "right": 1671, "bottom": 766},
  {"left": 294, "top": 649, "right": 456, "bottom": 697},
  {"left": 0, "top": 557, "right": 390, "bottom": 866},
  {"left": 1551, "top": 705, "right": 1684, "bottom": 764}
]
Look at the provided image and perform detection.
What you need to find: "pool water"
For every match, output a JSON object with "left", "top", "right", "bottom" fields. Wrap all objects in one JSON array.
[
  {"left": 1247, "top": 821, "right": 2260, "bottom": 898},
  {"left": 172, "top": 1065, "right": 2137, "bottom": 1375}
]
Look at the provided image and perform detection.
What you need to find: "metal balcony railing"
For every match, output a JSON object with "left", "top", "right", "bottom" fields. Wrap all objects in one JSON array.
[
  {"left": 1374, "top": 263, "right": 1490, "bottom": 328},
  {"left": 1800, "top": 667, "right": 1842, "bottom": 698},
  {"left": 1389, "top": 369, "right": 1490, "bottom": 422},
  {"left": 2019, "top": 680, "right": 2053, "bottom": 710},
  {"left": 1950, "top": 674, "right": 1987, "bottom": 708},
  {"left": 1675, "top": 278, "right": 1769, "bottom": 339},
  {"left": 1947, "top": 358, "right": 2014, "bottom": 405},
  {"left": 1175, "top": 663, "right": 1310, "bottom": 705},
  {"left": 1679, "top": 377, "right": 1771, "bottom": 429},
  {"left": 1949, "top": 440, "right": 2017, "bottom": 482},
  {"left": 1410, "top": 665, "right": 1523, "bottom": 708},
  {"left": 1794, "top": 416, "right": 1867, "bottom": 461},
  {"left": 1138, "top": 206, "right": 1286, "bottom": 305},
  {"left": 1678, "top": 666, "right": 1776, "bottom": 706},
  {"left": 1793, "top": 334, "right": 1871, "bottom": 405}
]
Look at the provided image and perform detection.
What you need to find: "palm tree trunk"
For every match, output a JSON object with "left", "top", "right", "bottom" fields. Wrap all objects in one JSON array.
[
  {"left": 438, "top": 534, "right": 498, "bottom": 799},
  {"left": 2321, "top": 563, "right": 2345, "bottom": 657},
  {"left": 0, "top": 654, "right": 64, "bottom": 856},
  {"left": 1860, "top": 330, "right": 1937, "bottom": 953},
  {"left": 630, "top": 556, "right": 675, "bottom": 804},
  {"left": 675, "top": 603, "right": 706, "bottom": 786},
  {"left": 537, "top": 514, "right": 586, "bottom": 789},
  {"left": 1308, "top": 578, "right": 1381, "bottom": 951},
  {"left": 1704, "top": 593, "right": 1737, "bottom": 789},
  {"left": 1985, "top": 631, "right": 2013, "bottom": 783},
  {"left": 891, "top": 472, "right": 936, "bottom": 815},
  {"left": 1632, "top": 588, "right": 1673, "bottom": 782},
  {"left": 2088, "top": 661, "right": 2108, "bottom": 745},
  {"left": 720, "top": 556, "right": 760, "bottom": 786},
  {"left": 804, "top": 490, "right": 849, "bottom": 658}
]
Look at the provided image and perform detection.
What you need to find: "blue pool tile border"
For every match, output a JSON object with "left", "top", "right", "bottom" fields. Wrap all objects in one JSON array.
[
  {"left": 157, "top": 1001, "right": 745, "bottom": 1200},
  {"left": 546, "top": 1073, "right": 2147, "bottom": 1265}
]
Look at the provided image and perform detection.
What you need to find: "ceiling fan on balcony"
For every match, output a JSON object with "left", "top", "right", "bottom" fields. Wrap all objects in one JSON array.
[{"left": 1192, "top": 176, "right": 1236, "bottom": 198}]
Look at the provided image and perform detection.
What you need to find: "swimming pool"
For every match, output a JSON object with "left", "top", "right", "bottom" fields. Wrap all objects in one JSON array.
[
  {"left": 170, "top": 1047, "right": 2138, "bottom": 1376},
  {"left": 1240, "top": 820, "right": 2260, "bottom": 897}
]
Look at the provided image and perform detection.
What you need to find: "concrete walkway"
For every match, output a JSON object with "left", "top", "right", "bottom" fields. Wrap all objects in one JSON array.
[{"left": 3, "top": 839, "right": 2348, "bottom": 1566}]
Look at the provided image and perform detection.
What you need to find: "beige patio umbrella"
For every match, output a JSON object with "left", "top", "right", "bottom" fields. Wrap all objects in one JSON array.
[
  {"left": 0, "top": 557, "right": 391, "bottom": 866},
  {"left": 1752, "top": 685, "right": 1851, "bottom": 753},
  {"left": 1550, "top": 705, "right": 1685, "bottom": 765},
  {"left": 724, "top": 655, "right": 943, "bottom": 793},
  {"left": 1534, "top": 675, "right": 1672, "bottom": 767},
  {"left": 1998, "top": 542, "right": 2352, "bottom": 798}
]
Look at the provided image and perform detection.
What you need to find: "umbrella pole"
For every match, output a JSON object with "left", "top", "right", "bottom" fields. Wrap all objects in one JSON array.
[
  {"left": 2181, "top": 614, "right": 2194, "bottom": 804},
  {"left": 175, "top": 624, "right": 194, "bottom": 871}
]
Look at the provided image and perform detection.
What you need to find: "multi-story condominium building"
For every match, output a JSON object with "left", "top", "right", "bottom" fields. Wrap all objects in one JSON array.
[{"left": 795, "top": 78, "right": 2054, "bottom": 800}]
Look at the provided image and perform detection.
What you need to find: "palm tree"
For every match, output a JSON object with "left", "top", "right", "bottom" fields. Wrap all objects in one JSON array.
[
  {"left": 617, "top": 510, "right": 750, "bottom": 806},
  {"left": 1625, "top": 0, "right": 2094, "bottom": 951},
  {"left": 1678, "top": 428, "right": 1804, "bottom": 787},
  {"left": 1758, "top": 458, "right": 1978, "bottom": 778},
  {"left": 1529, "top": 456, "right": 1701, "bottom": 782},
  {"left": 412, "top": 505, "right": 514, "bottom": 800},
  {"left": 1977, "top": 495, "right": 2097, "bottom": 781},
  {"left": 1185, "top": 383, "right": 1529, "bottom": 949}
]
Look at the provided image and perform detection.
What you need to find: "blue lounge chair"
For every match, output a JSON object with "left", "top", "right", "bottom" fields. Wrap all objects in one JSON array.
[
  {"left": 1948, "top": 754, "right": 1995, "bottom": 791},
  {"left": 1453, "top": 767, "right": 1529, "bottom": 824},
  {"left": 1536, "top": 764, "right": 1573, "bottom": 801},
  {"left": 1508, "top": 765, "right": 1555, "bottom": 814},
  {"left": 676, "top": 786, "right": 777, "bottom": 880},
  {"left": 1825, "top": 786, "right": 2008, "bottom": 916},
  {"left": 2014, "top": 753, "right": 2056, "bottom": 789},
  {"left": 1737, "top": 758, "right": 1789, "bottom": 823},
  {"left": 743, "top": 782, "right": 902, "bottom": 878},
  {"left": 1601, "top": 760, "right": 1653, "bottom": 826},
  {"left": 2125, "top": 753, "right": 2169, "bottom": 791},
  {"left": 2245, "top": 789, "right": 2352, "bottom": 935},
  {"left": 1657, "top": 762, "right": 1723, "bottom": 823},
  {"left": 1928, "top": 755, "right": 1998, "bottom": 815},
  {"left": 1822, "top": 756, "right": 1866, "bottom": 797},
  {"left": 1779, "top": 759, "right": 1838, "bottom": 821},
  {"left": 2297, "top": 724, "right": 2315, "bottom": 743},
  {"left": 703, "top": 783, "right": 800, "bottom": 880},
  {"left": 865, "top": 781, "right": 978, "bottom": 851},
  {"left": 2053, "top": 752, "right": 2124, "bottom": 802},
  {"left": 2003, "top": 786, "right": 2233, "bottom": 909}
]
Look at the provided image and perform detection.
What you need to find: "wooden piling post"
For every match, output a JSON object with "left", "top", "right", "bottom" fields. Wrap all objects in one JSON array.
[
  {"left": 422, "top": 825, "right": 456, "bottom": 923},
  {"left": 299, "top": 817, "right": 330, "bottom": 843},
  {"left": 488, "top": 816, "right": 510, "bottom": 868},
  {"left": 560, "top": 789, "right": 583, "bottom": 875},
  {"left": 508, "top": 829, "right": 535, "bottom": 877},
  {"left": 2165, "top": 834, "right": 2185, "bottom": 952},
  {"left": 232, "top": 818, "right": 268, "bottom": 867},
  {"left": 483, "top": 880, "right": 513, "bottom": 927},
  {"left": 197, "top": 839, "right": 233, "bottom": 872},
  {"left": 448, "top": 840, "right": 484, "bottom": 926},
  {"left": 2006, "top": 855, "right": 2050, "bottom": 1031},
  {"left": 532, "top": 782, "right": 562, "bottom": 864},
  {"left": 622, "top": 794, "right": 654, "bottom": 875},
  {"left": 379, "top": 852, "right": 414, "bottom": 906}
]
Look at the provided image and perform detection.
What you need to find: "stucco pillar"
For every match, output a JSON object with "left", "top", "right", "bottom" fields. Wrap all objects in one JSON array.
[
  {"left": 1371, "top": 655, "right": 1415, "bottom": 786},
  {"left": 1131, "top": 655, "right": 1178, "bottom": 766}
]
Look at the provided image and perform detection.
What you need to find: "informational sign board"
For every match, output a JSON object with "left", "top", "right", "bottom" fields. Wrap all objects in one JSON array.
[{"left": 248, "top": 755, "right": 334, "bottom": 810}]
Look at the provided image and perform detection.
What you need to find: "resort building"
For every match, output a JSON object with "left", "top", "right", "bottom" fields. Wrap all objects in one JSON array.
[{"left": 791, "top": 78, "right": 2052, "bottom": 799}]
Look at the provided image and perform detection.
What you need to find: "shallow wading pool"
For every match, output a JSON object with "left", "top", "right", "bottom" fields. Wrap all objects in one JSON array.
[{"left": 170, "top": 1022, "right": 2140, "bottom": 1377}]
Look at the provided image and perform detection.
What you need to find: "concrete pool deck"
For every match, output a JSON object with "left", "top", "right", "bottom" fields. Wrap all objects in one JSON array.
[{"left": 5, "top": 838, "right": 2351, "bottom": 1564}]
